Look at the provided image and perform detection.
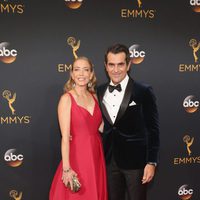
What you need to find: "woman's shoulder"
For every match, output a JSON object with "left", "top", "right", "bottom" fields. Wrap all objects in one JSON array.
[{"left": 59, "top": 92, "right": 72, "bottom": 104}]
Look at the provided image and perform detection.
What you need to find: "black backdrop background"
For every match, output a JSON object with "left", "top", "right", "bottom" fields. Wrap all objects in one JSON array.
[{"left": 1, "top": 0, "right": 200, "bottom": 199}]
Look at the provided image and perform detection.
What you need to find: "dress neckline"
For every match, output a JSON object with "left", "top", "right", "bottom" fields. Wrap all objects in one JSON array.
[{"left": 68, "top": 92, "right": 96, "bottom": 117}]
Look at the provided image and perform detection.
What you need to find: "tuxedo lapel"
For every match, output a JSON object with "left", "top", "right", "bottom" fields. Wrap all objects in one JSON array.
[
  {"left": 98, "top": 84, "right": 113, "bottom": 125},
  {"left": 115, "top": 78, "right": 133, "bottom": 124}
]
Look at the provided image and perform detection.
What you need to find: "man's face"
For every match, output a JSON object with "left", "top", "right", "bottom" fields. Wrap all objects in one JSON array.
[{"left": 105, "top": 52, "right": 130, "bottom": 85}]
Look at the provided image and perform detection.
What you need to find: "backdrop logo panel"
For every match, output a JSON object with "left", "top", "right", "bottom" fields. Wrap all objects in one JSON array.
[
  {"left": 183, "top": 95, "right": 199, "bottom": 113},
  {"left": 65, "top": 0, "right": 83, "bottom": 9},
  {"left": 173, "top": 135, "right": 200, "bottom": 165},
  {"left": 0, "top": 42, "right": 17, "bottom": 64},
  {"left": 121, "top": 0, "right": 156, "bottom": 19},
  {"left": 190, "top": 0, "right": 200, "bottom": 13},
  {"left": 4, "top": 149, "right": 24, "bottom": 167},
  {"left": 57, "top": 36, "right": 81, "bottom": 72},
  {"left": 0, "top": 0, "right": 24, "bottom": 14},
  {"left": 129, "top": 44, "right": 146, "bottom": 64},
  {"left": 1, "top": 90, "right": 31, "bottom": 124},
  {"left": 178, "top": 184, "right": 194, "bottom": 200},
  {"left": 9, "top": 190, "right": 23, "bottom": 200},
  {"left": 179, "top": 38, "right": 200, "bottom": 72}
]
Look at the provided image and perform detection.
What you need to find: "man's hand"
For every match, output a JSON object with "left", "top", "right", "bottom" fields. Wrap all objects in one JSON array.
[{"left": 142, "top": 164, "right": 156, "bottom": 184}]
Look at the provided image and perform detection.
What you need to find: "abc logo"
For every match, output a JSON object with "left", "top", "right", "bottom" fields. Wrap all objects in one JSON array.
[
  {"left": 0, "top": 47, "right": 17, "bottom": 57},
  {"left": 183, "top": 99, "right": 199, "bottom": 107},
  {"left": 129, "top": 44, "right": 145, "bottom": 64},
  {"left": 178, "top": 185, "right": 193, "bottom": 200},
  {"left": 183, "top": 95, "right": 199, "bottom": 113},
  {"left": 0, "top": 42, "right": 17, "bottom": 64},
  {"left": 65, "top": 0, "right": 83, "bottom": 9},
  {"left": 190, "top": 0, "right": 200, "bottom": 5},
  {"left": 130, "top": 49, "right": 145, "bottom": 58},
  {"left": 178, "top": 188, "right": 193, "bottom": 195},
  {"left": 4, "top": 149, "right": 24, "bottom": 167}
]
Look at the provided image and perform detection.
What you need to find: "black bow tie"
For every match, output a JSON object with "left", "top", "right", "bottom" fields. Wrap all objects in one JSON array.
[{"left": 108, "top": 84, "right": 122, "bottom": 93}]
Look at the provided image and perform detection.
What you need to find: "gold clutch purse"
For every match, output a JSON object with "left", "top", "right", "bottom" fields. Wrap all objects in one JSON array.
[{"left": 67, "top": 175, "right": 81, "bottom": 192}]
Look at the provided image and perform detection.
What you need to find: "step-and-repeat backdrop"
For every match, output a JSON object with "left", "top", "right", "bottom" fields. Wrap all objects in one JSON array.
[{"left": 1, "top": 0, "right": 200, "bottom": 199}]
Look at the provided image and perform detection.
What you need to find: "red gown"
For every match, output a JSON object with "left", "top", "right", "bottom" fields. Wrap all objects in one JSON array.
[{"left": 49, "top": 93, "right": 107, "bottom": 200}]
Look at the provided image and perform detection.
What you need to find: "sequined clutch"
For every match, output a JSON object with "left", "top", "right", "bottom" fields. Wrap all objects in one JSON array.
[{"left": 67, "top": 175, "right": 81, "bottom": 192}]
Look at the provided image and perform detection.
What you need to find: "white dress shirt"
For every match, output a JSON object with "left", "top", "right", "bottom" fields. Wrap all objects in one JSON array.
[{"left": 103, "top": 75, "right": 129, "bottom": 123}]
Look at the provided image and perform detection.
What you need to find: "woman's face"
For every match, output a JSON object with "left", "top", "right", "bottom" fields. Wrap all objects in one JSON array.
[{"left": 71, "top": 59, "right": 93, "bottom": 87}]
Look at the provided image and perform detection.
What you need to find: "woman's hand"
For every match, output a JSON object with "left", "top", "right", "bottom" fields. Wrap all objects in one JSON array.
[{"left": 62, "top": 168, "right": 77, "bottom": 190}]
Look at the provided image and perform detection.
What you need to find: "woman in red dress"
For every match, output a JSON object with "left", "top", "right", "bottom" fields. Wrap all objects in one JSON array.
[{"left": 49, "top": 56, "right": 107, "bottom": 200}]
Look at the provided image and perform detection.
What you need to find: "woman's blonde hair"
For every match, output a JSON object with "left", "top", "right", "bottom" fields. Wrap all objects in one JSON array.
[{"left": 64, "top": 56, "right": 97, "bottom": 93}]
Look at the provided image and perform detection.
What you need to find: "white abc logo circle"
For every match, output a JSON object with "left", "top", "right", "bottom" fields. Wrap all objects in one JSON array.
[
  {"left": 130, "top": 49, "right": 145, "bottom": 58},
  {"left": 183, "top": 99, "right": 199, "bottom": 108},
  {"left": 178, "top": 188, "right": 193, "bottom": 196},
  {"left": 4, "top": 149, "right": 24, "bottom": 162},
  {"left": 4, "top": 153, "right": 23, "bottom": 161},
  {"left": 0, "top": 47, "right": 17, "bottom": 57},
  {"left": 190, "top": 0, "right": 200, "bottom": 5}
]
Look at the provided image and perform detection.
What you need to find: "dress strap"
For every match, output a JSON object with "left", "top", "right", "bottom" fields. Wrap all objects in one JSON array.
[
  {"left": 90, "top": 92, "right": 98, "bottom": 104},
  {"left": 66, "top": 92, "right": 75, "bottom": 104}
]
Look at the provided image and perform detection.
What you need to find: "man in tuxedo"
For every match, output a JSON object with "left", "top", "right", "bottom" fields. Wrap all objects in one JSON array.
[{"left": 97, "top": 44, "right": 160, "bottom": 200}]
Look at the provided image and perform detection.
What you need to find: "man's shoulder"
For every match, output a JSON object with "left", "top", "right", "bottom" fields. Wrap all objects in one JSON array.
[
  {"left": 133, "top": 80, "right": 151, "bottom": 91},
  {"left": 132, "top": 80, "right": 156, "bottom": 99}
]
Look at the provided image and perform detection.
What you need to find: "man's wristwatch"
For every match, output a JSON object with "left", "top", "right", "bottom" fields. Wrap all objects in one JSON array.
[{"left": 147, "top": 162, "right": 157, "bottom": 167}]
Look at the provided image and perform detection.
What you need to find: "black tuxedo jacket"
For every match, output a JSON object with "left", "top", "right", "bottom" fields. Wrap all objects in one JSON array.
[{"left": 97, "top": 77, "right": 160, "bottom": 170}]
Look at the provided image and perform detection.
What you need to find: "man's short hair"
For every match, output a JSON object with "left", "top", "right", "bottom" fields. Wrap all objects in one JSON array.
[{"left": 104, "top": 44, "right": 130, "bottom": 64}]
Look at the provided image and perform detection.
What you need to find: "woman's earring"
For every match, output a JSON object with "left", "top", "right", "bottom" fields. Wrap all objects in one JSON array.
[
  {"left": 88, "top": 81, "right": 92, "bottom": 88},
  {"left": 72, "top": 80, "right": 76, "bottom": 88}
]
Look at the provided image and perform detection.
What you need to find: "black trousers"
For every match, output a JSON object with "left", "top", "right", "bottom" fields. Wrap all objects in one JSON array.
[{"left": 106, "top": 157, "right": 147, "bottom": 200}]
